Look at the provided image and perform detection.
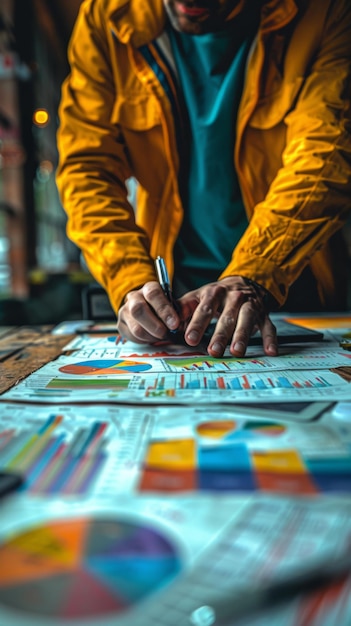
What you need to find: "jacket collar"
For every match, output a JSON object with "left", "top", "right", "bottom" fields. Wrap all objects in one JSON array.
[
  {"left": 106, "top": 0, "right": 298, "bottom": 47},
  {"left": 107, "top": 0, "right": 165, "bottom": 47},
  {"left": 259, "top": 0, "right": 298, "bottom": 33}
]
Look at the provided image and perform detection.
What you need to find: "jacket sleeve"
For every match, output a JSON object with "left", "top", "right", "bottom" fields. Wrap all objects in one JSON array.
[
  {"left": 56, "top": 1, "right": 156, "bottom": 313},
  {"left": 222, "top": 0, "right": 351, "bottom": 307}
]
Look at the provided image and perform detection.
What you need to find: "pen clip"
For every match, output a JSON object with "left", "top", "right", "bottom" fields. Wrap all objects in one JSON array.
[{"left": 155, "top": 256, "right": 171, "bottom": 292}]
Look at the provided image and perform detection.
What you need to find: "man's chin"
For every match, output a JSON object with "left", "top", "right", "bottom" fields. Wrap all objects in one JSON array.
[
  {"left": 169, "top": 16, "right": 216, "bottom": 34},
  {"left": 165, "top": 5, "right": 214, "bottom": 34}
]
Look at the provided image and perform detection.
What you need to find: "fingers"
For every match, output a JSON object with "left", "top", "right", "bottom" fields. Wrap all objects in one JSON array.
[
  {"left": 207, "top": 296, "right": 254, "bottom": 357},
  {"left": 143, "top": 282, "right": 180, "bottom": 332},
  {"left": 223, "top": 302, "right": 277, "bottom": 358},
  {"left": 181, "top": 278, "right": 278, "bottom": 358},
  {"left": 181, "top": 282, "right": 229, "bottom": 347},
  {"left": 260, "top": 315, "right": 278, "bottom": 356},
  {"left": 117, "top": 277, "right": 279, "bottom": 356},
  {"left": 205, "top": 293, "right": 247, "bottom": 356},
  {"left": 117, "top": 282, "right": 180, "bottom": 343},
  {"left": 181, "top": 280, "right": 257, "bottom": 354}
]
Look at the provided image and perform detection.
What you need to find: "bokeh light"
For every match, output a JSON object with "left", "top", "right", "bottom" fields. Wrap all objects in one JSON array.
[{"left": 33, "top": 109, "right": 50, "bottom": 127}]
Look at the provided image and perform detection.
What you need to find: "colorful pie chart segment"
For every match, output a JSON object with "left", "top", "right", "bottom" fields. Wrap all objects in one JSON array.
[
  {"left": 224, "top": 420, "right": 287, "bottom": 442},
  {"left": 0, "top": 517, "right": 182, "bottom": 619},
  {"left": 59, "top": 360, "right": 153, "bottom": 375},
  {"left": 243, "top": 421, "right": 287, "bottom": 436},
  {"left": 196, "top": 420, "right": 236, "bottom": 439}
]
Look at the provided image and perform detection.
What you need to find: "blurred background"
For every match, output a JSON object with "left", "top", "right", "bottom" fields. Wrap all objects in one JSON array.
[
  {"left": 0, "top": 0, "right": 351, "bottom": 326},
  {"left": 0, "top": 0, "right": 89, "bottom": 325}
]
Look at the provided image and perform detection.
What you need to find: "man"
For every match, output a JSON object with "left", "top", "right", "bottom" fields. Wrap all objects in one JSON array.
[{"left": 56, "top": 0, "right": 351, "bottom": 357}]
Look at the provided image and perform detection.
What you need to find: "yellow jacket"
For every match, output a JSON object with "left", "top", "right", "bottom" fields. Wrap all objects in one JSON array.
[{"left": 56, "top": 0, "right": 351, "bottom": 312}]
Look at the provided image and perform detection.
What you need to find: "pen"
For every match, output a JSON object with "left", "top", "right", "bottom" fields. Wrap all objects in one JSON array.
[
  {"left": 190, "top": 549, "right": 351, "bottom": 625},
  {"left": 154, "top": 256, "right": 179, "bottom": 334},
  {"left": 154, "top": 256, "right": 178, "bottom": 310}
]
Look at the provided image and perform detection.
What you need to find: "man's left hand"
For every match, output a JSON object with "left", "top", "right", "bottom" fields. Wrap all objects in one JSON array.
[{"left": 178, "top": 276, "right": 278, "bottom": 358}]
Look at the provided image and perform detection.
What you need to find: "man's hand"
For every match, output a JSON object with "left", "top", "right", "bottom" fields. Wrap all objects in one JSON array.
[
  {"left": 117, "top": 276, "right": 278, "bottom": 358},
  {"left": 178, "top": 276, "right": 278, "bottom": 357},
  {"left": 117, "top": 281, "right": 180, "bottom": 343}
]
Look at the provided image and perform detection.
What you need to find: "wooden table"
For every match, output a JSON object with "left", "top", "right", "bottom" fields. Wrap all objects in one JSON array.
[{"left": 0, "top": 325, "right": 74, "bottom": 394}]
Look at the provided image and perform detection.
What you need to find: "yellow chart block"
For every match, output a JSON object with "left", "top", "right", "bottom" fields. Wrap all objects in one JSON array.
[
  {"left": 252, "top": 449, "right": 306, "bottom": 474},
  {"left": 146, "top": 439, "right": 196, "bottom": 470}
]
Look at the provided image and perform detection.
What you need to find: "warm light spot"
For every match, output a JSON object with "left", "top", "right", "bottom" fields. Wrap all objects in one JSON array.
[{"left": 33, "top": 109, "right": 50, "bottom": 126}]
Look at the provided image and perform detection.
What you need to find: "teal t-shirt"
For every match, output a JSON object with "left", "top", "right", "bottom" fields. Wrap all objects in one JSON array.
[{"left": 168, "top": 12, "right": 258, "bottom": 296}]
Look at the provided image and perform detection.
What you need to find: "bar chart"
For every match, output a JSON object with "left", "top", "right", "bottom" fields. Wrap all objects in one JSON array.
[{"left": 0, "top": 413, "right": 110, "bottom": 496}]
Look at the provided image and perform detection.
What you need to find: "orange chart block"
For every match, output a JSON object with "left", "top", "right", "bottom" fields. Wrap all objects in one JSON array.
[
  {"left": 139, "top": 468, "right": 196, "bottom": 492},
  {"left": 145, "top": 439, "right": 196, "bottom": 470},
  {"left": 256, "top": 472, "right": 318, "bottom": 495}
]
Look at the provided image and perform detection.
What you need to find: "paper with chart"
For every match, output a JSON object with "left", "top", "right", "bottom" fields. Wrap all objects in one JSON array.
[
  {"left": 1, "top": 492, "right": 351, "bottom": 626},
  {"left": 1, "top": 402, "right": 350, "bottom": 499},
  {"left": 1, "top": 340, "right": 351, "bottom": 403},
  {"left": 2, "top": 320, "right": 351, "bottom": 625},
  {"left": 2, "top": 400, "right": 351, "bottom": 625}
]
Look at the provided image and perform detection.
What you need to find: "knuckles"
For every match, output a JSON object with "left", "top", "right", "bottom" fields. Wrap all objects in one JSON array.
[
  {"left": 198, "top": 302, "right": 213, "bottom": 316},
  {"left": 128, "top": 299, "right": 146, "bottom": 319},
  {"left": 143, "top": 282, "right": 161, "bottom": 300},
  {"left": 220, "top": 315, "right": 236, "bottom": 328},
  {"left": 128, "top": 321, "right": 152, "bottom": 342}
]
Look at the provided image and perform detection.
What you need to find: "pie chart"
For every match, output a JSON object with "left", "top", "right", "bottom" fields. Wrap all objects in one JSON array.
[
  {"left": 59, "top": 360, "right": 153, "bottom": 375},
  {"left": 0, "top": 516, "right": 182, "bottom": 619}
]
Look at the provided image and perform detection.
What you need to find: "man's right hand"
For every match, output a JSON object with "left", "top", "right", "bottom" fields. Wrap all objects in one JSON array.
[{"left": 116, "top": 282, "right": 180, "bottom": 343}]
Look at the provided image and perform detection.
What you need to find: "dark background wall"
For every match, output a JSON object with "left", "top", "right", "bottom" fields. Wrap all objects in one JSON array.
[{"left": 0, "top": 0, "right": 89, "bottom": 324}]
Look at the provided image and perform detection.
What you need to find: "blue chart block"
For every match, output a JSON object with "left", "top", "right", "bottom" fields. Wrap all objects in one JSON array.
[
  {"left": 198, "top": 443, "right": 251, "bottom": 472},
  {"left": 198, "top": 443, "right": 255, "bottom": 491},
  {"left": 306, "top": 457, "right": 351, "bottom": 493},
  {"left": 199, "top": 470, "right": 256, "bottom": 492},
  {"left": 305, "top": 457, "right": 351, "bottom": 475},
  {"left": 312, "top": 474, "right": 351, "bottom": 493}
]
